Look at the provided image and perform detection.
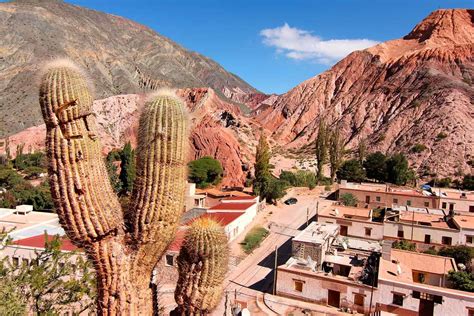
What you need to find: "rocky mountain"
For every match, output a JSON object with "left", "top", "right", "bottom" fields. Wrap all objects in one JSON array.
[
  {"left": 0, "top": 0, "right": 256, "bottom": 137},
  {"left": 256, "top": 9, "right": 474, "bottom": 178},
  {"left": 2, "top": 88, "right": 258, "bottom": 187}
]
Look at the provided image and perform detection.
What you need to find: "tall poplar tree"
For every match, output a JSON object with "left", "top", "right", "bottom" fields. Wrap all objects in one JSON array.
[
  {"left": 329, "top": 129, "right": 345, "bottom": 183},
  {"left": 253, "top": 133, "right": 271, "bottom": 199},
  {"left": 315, "top": 119, "right": 329, "bottom": 181}
]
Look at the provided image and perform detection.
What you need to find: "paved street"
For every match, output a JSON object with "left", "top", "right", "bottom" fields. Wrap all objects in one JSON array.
[{"left": 214, "top": 187, "right": 335, "bottom": 314}]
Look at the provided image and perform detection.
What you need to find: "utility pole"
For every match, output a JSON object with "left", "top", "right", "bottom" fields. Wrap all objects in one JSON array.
[
  {"left": 411, "top": 205, "right": 415, "bottom": 241},
  {"left": 273, "top": 246, "right": 278, "bottom": 295},
  {"left": 315, "top": 201, "right": 319, "bottom": 222}
]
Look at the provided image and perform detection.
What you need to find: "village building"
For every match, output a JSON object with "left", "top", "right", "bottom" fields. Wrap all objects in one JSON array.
[{"left": 438, "top": 188, "right": 474, "bottom": 214}]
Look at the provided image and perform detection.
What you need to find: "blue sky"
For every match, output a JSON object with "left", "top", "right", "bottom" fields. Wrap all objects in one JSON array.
[{"left": 64, "top": 1, "right": 473, "bottom": 93}]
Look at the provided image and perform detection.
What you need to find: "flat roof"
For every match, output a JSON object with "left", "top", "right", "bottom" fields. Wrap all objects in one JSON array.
[
  {"left": 340, "top": 182, "right": 432, "bottom": 198},
  {"left": 9, "top": 223, "right": 65, "bottom": 241},
  {"left": 209, "top": 202, "right": 255, "bottom": 211},
  {"left": 293, "top": 222, "right": 339, "bottom": 244},
  {"left": 441, "top": 191, "right": 474, "bottom": 201},
  {"left": 453, "top": 214, "right": 474, "bottom": 229},
  {"left": 0, "top": 211, "right": 58, "bottom": 231},
  {"left": 335, "top": 236, "right": 382, "bottom": 252},
  {"left": 320, "top": 205, "right": 371, "bottom": 220},
  {"left": 398, "top": 211, "right": 451, "bottom": 229},
  {"left": 221, "top": 196, "right": 257, "bottom": 201},
  {"left": 391, "top": 249, "right": 455, "bottom": 275}
]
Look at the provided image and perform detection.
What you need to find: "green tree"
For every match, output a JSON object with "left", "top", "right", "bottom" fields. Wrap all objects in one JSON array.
[
  {"left": 0, "top": 233, "right": 95, "bottom": 314},
  {"left": 340, "top": 193, "right": 358, "bottom": 207},
  {"left": 329, "top": 129, "right": 345, "bottom": 183},
  {"left": 386, "top": 153, "right": 410, "bottom": 185},
  {"left": 438, "top": 245, "right": 474, "bottom": 271},
  {"left": 105, "top": 151, "right": 121, "bottom": 193},
  {"left": 188, "top": 156, "right": 223, "bottom": 188},
  {"left": 357, "top": 138, "right": 367, "bottom": 164},
  {"left": 253, "top": 133, "right": 271, "bottom": 199},
  {"left": 392, "top": 240, "right": 416, "bottom": 251},
  {"left": 266, "top": 178, "right": 287, "bottom": 204},
  {"left": 364, "top": 151, "right": 387, "bottom": 182},
  {"left": 463, "top": 174, "right": 474, "bottom": 190},
  {"left": 119, "top": 142, "right": 136, "bottom": 194},
  {"left": 315, "top": 119, "right": 329, "bottom": 181},
  {"left": 448, "top": 271, "right": 474, "bottom": 292},
  {"left": 337, "top": 159, "right": 366, "bottom": 182},
  {"left": 279, "top": 170, "right": 316, "bottom": 189}
]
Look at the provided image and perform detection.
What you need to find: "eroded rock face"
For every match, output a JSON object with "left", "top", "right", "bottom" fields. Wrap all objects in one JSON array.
[
  {"left": 0, "top": 0, "right": 255, "bottom": 137},
  {"left": 256, "top": 9, "right": 474, "bottom": 178},
  {"left": 2, "top": 89, "right": 255, "bottom": 187}
]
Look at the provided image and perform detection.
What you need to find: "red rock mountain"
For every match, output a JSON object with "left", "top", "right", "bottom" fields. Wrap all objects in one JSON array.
[
  {"left": 256, "top": 9, "right": 474, "bottom": 178},
  {"left": 2, "top": 88, "right": 257, "bottom": 187}
]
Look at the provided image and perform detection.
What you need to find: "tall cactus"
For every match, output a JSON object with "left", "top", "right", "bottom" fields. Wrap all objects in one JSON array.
[
  {"left": 174, "top": 218, "right": 229, "bottom": 315},
  {"left": 39, "top": 60, "right": 188, "bottom": 315}
]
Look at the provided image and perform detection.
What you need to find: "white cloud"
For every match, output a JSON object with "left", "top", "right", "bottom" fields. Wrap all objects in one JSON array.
[{"left": 260, "top": 23, "right": 379, "bottom": 64}]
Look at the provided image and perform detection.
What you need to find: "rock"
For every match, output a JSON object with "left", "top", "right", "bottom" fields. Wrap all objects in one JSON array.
[{"left": 256, "top": 9, "right": 474, "bottom": 179}]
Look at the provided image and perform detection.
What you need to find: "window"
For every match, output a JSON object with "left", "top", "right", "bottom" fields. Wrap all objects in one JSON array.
[
  {"left": 194, "top": 199, "right": 200, "bottom": 206},
  {"left": 413, "top": 272, "right": 426, "bottom": 283},
  {"left": 294, "top": 280, "right": 304, "bottom": 292},
  {"left": 406, "top": 200, "right": 412, "bottom": 206},
  {"left": 365, "top": 196, "right": 370, "bottom": 204},
  {"left": 354, "top": 293, "right": 364, "bottom": 306},
  {"left": 424, "top": 234, "right": 431, "bottom": 244},
  {"left": 22, "top": 258, "right": 29, "bottom": 266},
  {"left": 442, "top": 236, "right": 452, "bottom": 245},
  {"left": 398, "top": 230, "right": 404, "bottom": 238},
  {"left": 376, "top": 196, "right": 381, "bottom": 202},
  {"left": 365, "top": 227, "right": 372, "bottom": 237},
  {"left": 392, "top": 293, "right": 404, "bottom": 306},
  {"left": 442, "top": 202, "right": 447, "bottom": 209},
  {"left": 165, "top": 254, "right": 174, "bottom": 266},
  {"left": 470, "top": 206, "right": 474, "bottom": 213},
  {"left": 393, "top": 198, "right": 398, "bottom": 204},
  {"left": 424, "top": 202, "right": 429, "bottom": 207},
  {"left": 12, "top": 257, "right": 19, "bottom": 267},
  {"left": 468, "top": 308, "right": 474, "bottom": 316},
  {"left": 467, "top": 236, "right": 473, "bottom": 244},
  {"left": 449, "top": 203, "right": 454, "bottom": 211}
]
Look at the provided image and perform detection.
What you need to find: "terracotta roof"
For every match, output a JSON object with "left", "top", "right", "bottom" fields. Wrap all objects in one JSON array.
[
  {"left": 167, "top": 228, "right": 188, "bottom": 252},
  {"left": 442, "top": 191, "right": 474, "bottom": 201},
  {"left": 453, "top": 214, "right": 474, "bottom": 229},
  {"left": 13, "top": 234, "right": 77, "bottom": 252},
  {"left": 200, "top": 212, "right": 245, "bottom": 226},
  {"left": 209, "top": 202, "right": 255, "bottom": 211}
]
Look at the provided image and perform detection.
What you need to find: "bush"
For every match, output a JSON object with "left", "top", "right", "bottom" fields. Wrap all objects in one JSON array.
[
  {"left": 241, "top": 226, "right": 269, "bottom": 254},
  {"left": 265, "top": 178, "right": 288, "bottom": 204},
  {"left": 392, "top": 240, "right": 416, "bottom": 252},
  {"left": 279, "top": 170, "right": 316, "bottom": 189},
  {"left": 340, "top": 193, "right": 358, "bottom": 207},
  {"left": 428, "top": 177, "right": 452, "bottom": 188},
  {"left": 436, "top": 132, "right": 448, "bottom": 140},
  {"left": 23, "top": 166, "right": 46, "bottom": 180},
  {"left": 188, "top": 156, "right": 223, "bottom": 188},
  {"left": 337, "top": 159, "right": 366, "bottom": 182},
  {"left": 438, "top": 245, "right": 474, "bottom": 270},
  {"left": 13, "top": 151, "right": 47, "bottom": 171},
  {"left": 448, "top": 271, "right": 474, "bottom": 292},
  {"left": 411, "top": 143, "right": 427, "bottom": 153}
]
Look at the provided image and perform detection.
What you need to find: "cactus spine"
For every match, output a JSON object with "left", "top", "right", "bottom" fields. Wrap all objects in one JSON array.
[
  {"left": 39, "top": 62, "right": 188, "bottom": 315},
  {"left": 175, "top": 218, "right": 229, "bottom": 315}
]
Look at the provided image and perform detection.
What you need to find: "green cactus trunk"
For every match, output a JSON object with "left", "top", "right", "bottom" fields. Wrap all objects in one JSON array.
[
  {"left": 175, "top": 218, "right": 229, "bottom": 315},
  {"left": 39, "top": 63, "right": 188, "bottom": 315}
]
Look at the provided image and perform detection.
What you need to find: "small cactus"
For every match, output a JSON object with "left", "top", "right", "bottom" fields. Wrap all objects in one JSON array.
[
  {"left": 39, "top": 61, "right": 189, "bottom": 315},
  {"left": 175, "top": 218, "right": 229, "bottom": 315}
]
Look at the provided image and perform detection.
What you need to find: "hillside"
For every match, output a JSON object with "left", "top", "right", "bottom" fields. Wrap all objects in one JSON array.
[
  {"left": 0, "top": 0, "right": 256, "bottom": 137},
  {"left": 255, "top": 9, "right": 474, "bottom": 178}
]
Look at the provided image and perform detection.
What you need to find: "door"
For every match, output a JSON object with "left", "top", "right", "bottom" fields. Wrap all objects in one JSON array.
[
  {"left": 365, "top": 196, "right": 370, "bottom": 204},
  {"left": 340, "top": 225, "right": 348, "bottom": 236},
  {"left": 419, "top": 299, "right": 434, "bottom": 316},
  {"left": 328, "top": 290, "right": 340, "bottom": 308},
  {"left": 424, "top": 234, "right": 431, "bottom": 244}
]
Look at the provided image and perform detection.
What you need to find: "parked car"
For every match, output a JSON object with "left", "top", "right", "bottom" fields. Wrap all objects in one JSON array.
[{"left": 284, "top": 198, "right": 298, "bottom": 205}]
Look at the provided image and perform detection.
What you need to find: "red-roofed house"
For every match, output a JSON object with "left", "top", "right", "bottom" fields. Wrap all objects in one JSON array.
[{"left": 13, "top": 234, "right": 77, "bottom": 252}]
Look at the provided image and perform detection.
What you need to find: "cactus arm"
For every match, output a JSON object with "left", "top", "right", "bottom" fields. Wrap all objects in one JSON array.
[
  {"left": 126, "top": 95, "right": 188, "bottom": 262},
  {"left": 40, "top": 66, "right": 122, "bottom": 245},
  {"left": 175, "top": 218, "right": 229, "bottom": 314}
]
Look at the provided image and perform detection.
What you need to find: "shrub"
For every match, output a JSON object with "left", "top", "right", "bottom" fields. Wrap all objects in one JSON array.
[
  {"left": 386, "top": 153, "right": 411, "bottom": 185},
  {"left": 241, "top": 226, "right": 269, "bottom": 254},
  {"left": 411, "top": 143, "right": 427, "bottom": 153},
  {"left": 462, "top": 175, "right": 474, "bottom": 190},
  {"left": 13, "top": 151, "right": 47, "bottom": 171},
  {"left": 279, "top": 170, "right": 316, "bottom": 189},
  {"left": 448, "top": 271, "right": 474, "bottom": 292},
  {"left": 188, "top": 156, "right": 223, "bottom": 188},
  {"left": 436, "top": 132, "right": 448, "bottom": 140},
  {"left": 340, "top": 193, "right": 358, "bottom": 207},
  {"left": 438, "top": 245, "right": 474, "bottom": 270},
  {"left": 392, "top": 240, "right": 416, "bottom": 252}
]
